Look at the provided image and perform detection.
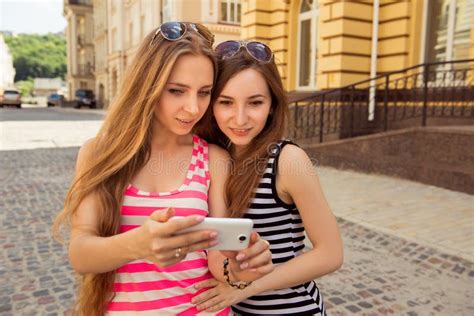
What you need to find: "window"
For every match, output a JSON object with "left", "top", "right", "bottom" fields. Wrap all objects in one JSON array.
[
  {"left": 297, "top": 0, "right": 319, "bottom": 89},
  {"left": 424, "top": 0, "right": 473, "bottom": 64},
  {"left": 219, "top": 0, "right": 241, "bottom": 25}
]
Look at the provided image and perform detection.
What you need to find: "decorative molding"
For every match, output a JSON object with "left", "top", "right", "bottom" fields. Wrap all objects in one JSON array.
[{"left": 204, "top": 23, "right": 240, "bottom": 34}]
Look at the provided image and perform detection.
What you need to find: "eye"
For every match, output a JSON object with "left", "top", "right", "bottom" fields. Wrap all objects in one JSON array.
[
  {"left": 218, "top": 100, "right": 233, "bottom": 106},
  {"left": 198, "top": 90, "right": 211, "bottom": 97},
  {"left": 169, "top": 88, "right": 184, "bottom": 95},
  {"left": 249, "top": 100, "right": 264, "bottom": 106}
]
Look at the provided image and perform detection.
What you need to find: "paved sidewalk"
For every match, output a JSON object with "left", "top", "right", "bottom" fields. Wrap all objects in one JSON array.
[
  {"left": 317, "top": 167, "right": 474, "bottom": 262},
  {"left": 1, "top": 147, "right": 472, "bottom": 315}
]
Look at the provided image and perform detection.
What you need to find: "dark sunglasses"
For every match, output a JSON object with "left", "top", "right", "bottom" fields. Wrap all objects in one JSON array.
[
  {"left": 149, "top": 21, "right": 215, "bottom": 48},
  {"left": 215, "top": 40, "right": 274, "bottom": 63}
]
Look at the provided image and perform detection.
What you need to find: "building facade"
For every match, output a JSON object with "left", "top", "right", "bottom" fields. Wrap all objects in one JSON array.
[
  {"left": 64, "top": 0, "right": 95, "bottom": 101},
  {"left": 241, "top": 0, "right": 474, "bottom": 92},
  {"left": 0, "top": 33, "right": 16, "bottom": 92},
  {"left": 66, "top": 0, "right": 242, "bottom": 108}
]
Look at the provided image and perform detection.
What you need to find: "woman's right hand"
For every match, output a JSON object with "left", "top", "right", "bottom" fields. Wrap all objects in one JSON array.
[{"left": 135, "top": 208, "right": 218, "bottom": 267}]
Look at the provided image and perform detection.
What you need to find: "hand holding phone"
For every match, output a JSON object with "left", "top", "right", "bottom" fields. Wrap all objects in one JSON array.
[{"left": 171, "top": 216, "right": 254, "bottom": 251}]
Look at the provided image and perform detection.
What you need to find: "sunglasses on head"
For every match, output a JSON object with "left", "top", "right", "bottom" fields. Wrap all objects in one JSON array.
[
  {"left": 149, "top": 21, "right": 215, "bottom": 49},
  {"left": 215, "top": 40, "right": 274, "bottom": 63}
]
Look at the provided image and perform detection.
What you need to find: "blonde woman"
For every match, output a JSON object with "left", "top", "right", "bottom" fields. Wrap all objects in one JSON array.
[{"left": 54, "top": 22, "right": 272, "bottom": 315}]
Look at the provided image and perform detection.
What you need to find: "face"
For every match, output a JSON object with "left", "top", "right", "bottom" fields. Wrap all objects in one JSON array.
[
  {"left": 154, "top": 54, "right": 214, "bottom": 136},
  {"left": 213, "top": 68, "right": 272, "bottom": 148}
]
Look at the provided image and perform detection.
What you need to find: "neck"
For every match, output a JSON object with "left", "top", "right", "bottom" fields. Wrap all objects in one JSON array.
[{"left": 151, "top": 127, "right": 193, "bottom": 151}]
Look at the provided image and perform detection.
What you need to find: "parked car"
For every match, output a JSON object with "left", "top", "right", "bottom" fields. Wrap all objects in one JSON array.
[
  {"left": 47, "top": 93, "right": 65, "bottom": 107},
  {"left": 74, "top": 89, "right": 96, "bottom": 108},
  {"left": 1, "top": 90, "right": 22, "bottom": 108}
]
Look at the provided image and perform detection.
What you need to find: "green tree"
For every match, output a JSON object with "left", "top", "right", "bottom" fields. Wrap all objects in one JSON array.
[{"left": 4, "top": 33, "right": 67, "bottom": 82}]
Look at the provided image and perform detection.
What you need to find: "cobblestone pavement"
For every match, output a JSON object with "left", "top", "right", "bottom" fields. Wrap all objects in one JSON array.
[{"left": 1, "top": 148, "right": 473, "bottom": 315}]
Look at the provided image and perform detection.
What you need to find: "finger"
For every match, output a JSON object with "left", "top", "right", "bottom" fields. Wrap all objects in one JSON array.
[
  {"left": 219, "top": 250, "right": 237, "bottom": 259},
  {"left": 203, "top": 301, "right": 225, "bottom": 313},
  {"left": 242, "top": 249, "right": 273, "bottom": 270},
  {"left": 250, "top": 231, "right": 260, "bottom": 244},
  {"left": 197, "top": 296, "right": 225, "bottom": 312},
  {"left": 168, "top": 230, "right": 218, "bottom": 249},
  {"left": 191, "top": 288, "right": 218, "bottom": 305},
  {"left": 185, "top": 238, "right": 219, "bottom": 253},
  {"left": 256, "top": 262, "right": 274, "bottom": 275},
  {"left": 149, "top": 208, "right": 174, "bottom": 222},
  {"left": 194, "top": 278, "right": 219, "bottom": 290},
  {"left": 163, "top": 215, "right": 205, "bottom": 235},
  {"left": 235, "top": 238, "right": 269, "bottom": 263}
]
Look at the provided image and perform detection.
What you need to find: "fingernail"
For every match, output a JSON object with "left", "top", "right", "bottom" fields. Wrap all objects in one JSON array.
[
  {"left": 250, "top": 268, "right": 257, "bottom": 272},
  {"left": 236, "top": 254, "right": 245, "bottom": 261},
  {"left": 240, "top": 262, "right": 248, "bottom": 269},
  {"left": 195, "top": 215, "right": 204, "bottom": 222},
  {"left": 210, "top": 232, "right": 218, "bottom": 238}
]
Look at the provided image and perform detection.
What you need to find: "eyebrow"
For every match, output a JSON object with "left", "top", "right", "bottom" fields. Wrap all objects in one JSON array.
[
  {"left": 167, "top": 82, "right": 213, "bottom": 89},
  {"left": 219, "top": 94, "right": 267, "bottom": 99}
]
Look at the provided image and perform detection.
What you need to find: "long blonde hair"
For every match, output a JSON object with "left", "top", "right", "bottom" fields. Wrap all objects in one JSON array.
[{"left": 53, "top": 26, "right": 216, "bottom": 315}]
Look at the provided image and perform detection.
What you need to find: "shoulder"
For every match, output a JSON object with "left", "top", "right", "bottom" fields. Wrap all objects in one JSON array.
[
  {"left": 207, "top": 144, "right": 231, "bottom": 179},
  {"left": 76, "top": 137, "right": 96, "bottom": 174},
  {"left": 208, "top": 143, "right": 231, "bottom": 161},
  {"left": 277, "top": 142, "right": 317, "bottom": 179}
]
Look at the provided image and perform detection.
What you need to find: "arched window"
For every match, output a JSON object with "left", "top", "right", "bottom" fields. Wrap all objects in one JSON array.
[{"left": 297, "top": 0, "right": 319, "bottom": 90}]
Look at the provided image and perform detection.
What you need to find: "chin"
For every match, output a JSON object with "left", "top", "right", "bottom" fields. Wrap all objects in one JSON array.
[{"left": 228, "top": 138, "right": 252, "bottom": 146}]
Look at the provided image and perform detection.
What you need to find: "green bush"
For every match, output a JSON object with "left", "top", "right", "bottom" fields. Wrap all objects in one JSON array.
[{"left": 4, "top": 34, "right": 67, "bottom": 82}]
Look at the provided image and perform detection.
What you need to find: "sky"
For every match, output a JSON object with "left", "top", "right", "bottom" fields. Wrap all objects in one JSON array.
[{"left": 0, "top": 0, "right": 66, "bottom": 34}]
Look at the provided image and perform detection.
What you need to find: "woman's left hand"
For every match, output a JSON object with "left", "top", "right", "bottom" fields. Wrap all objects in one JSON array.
[
  {"left": 192, "top": 278, "right": 247, "bottom": 312},
  {"left": 222, "top": 231, "right": 274, "bottom": 282}
]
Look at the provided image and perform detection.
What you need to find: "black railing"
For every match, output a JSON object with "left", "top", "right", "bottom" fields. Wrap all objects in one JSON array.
[{"left": 289, "top": 59, "right": 474, "bottom": 142}]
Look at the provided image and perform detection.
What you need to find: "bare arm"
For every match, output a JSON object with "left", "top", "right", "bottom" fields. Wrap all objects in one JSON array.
[
  {"left": 242, "top": 145, "right": 343, "bottom": 296},
  {"left": 205, "top": 144, "right": 232, "bottom": 281},
  {"left": 68, "top": 140, "right": 218, "bottom": 274}
]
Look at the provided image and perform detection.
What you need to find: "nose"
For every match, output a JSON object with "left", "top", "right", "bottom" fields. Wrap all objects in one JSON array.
[
  {"left": 235, "top": 105, "right": 248, "bottom": 126},
  {"left": 183, "top": 94, "right": 199, "bottom": 116}
]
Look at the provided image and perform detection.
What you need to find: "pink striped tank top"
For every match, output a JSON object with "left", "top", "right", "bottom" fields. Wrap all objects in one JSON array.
[{"left": 106, "top": 135, "right": 231, "bottom": 315}]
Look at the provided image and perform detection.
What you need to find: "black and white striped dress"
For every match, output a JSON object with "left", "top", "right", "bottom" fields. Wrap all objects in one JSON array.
[{"left": 232, "top": 140, "right": 326, "bottom": 316}]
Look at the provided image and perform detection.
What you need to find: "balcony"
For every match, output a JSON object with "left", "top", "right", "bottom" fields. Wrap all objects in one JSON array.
[{"left": 77, "top": 64, "right": 94, "bottom": 77}]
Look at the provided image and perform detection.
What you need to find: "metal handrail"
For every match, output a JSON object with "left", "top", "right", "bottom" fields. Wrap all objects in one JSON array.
[
  {"left": 292, "top": 59, "right": 474, "bottom": 103},
  {"left": 288, "top": 59, "right": 474, "bottom": 142}
]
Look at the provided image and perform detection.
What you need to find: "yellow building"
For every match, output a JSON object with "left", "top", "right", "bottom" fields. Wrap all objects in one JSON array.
[{"left": 241, "top": 0, "right": 474, "bottom": 93}]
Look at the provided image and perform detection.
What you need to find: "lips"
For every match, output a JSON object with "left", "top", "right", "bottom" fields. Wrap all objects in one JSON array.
[
  {"left": 176, "top": 118, "right": 194, "bottom": 125},
  {"left": 230, "top": 128, "right": 252, "bottom": 136}
]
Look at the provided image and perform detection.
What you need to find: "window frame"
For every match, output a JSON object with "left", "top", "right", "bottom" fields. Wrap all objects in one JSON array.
[
  {"left": 296, "top": 0, "right": 319, "bottom": 91},
  {"left": 219, "top": 0, "right": 241, "bottom": 25}
]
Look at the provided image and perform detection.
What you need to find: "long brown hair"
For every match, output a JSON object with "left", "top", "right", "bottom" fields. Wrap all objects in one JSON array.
[
  {"left": 53, "top": 25, "right": 216, "bottom": 316},
  {"left": 197, "top": 51, "right": 288, "bottom": 218}
]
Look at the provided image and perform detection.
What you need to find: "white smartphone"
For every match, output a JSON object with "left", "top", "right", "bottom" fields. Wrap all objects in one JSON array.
[{"left": 171, "top": 217, "right": 254, "bottom": 251}]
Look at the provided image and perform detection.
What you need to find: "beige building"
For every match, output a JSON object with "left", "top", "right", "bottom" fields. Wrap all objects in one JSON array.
[
  {"left": 66, "top": 0, "right": 242, "bottom": 109},
  {"left": 0, "top": 33, "right": 16, "bottom": 92},
  {"left": 64, "top": 0, "right": 95, "bottom": 101}
]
